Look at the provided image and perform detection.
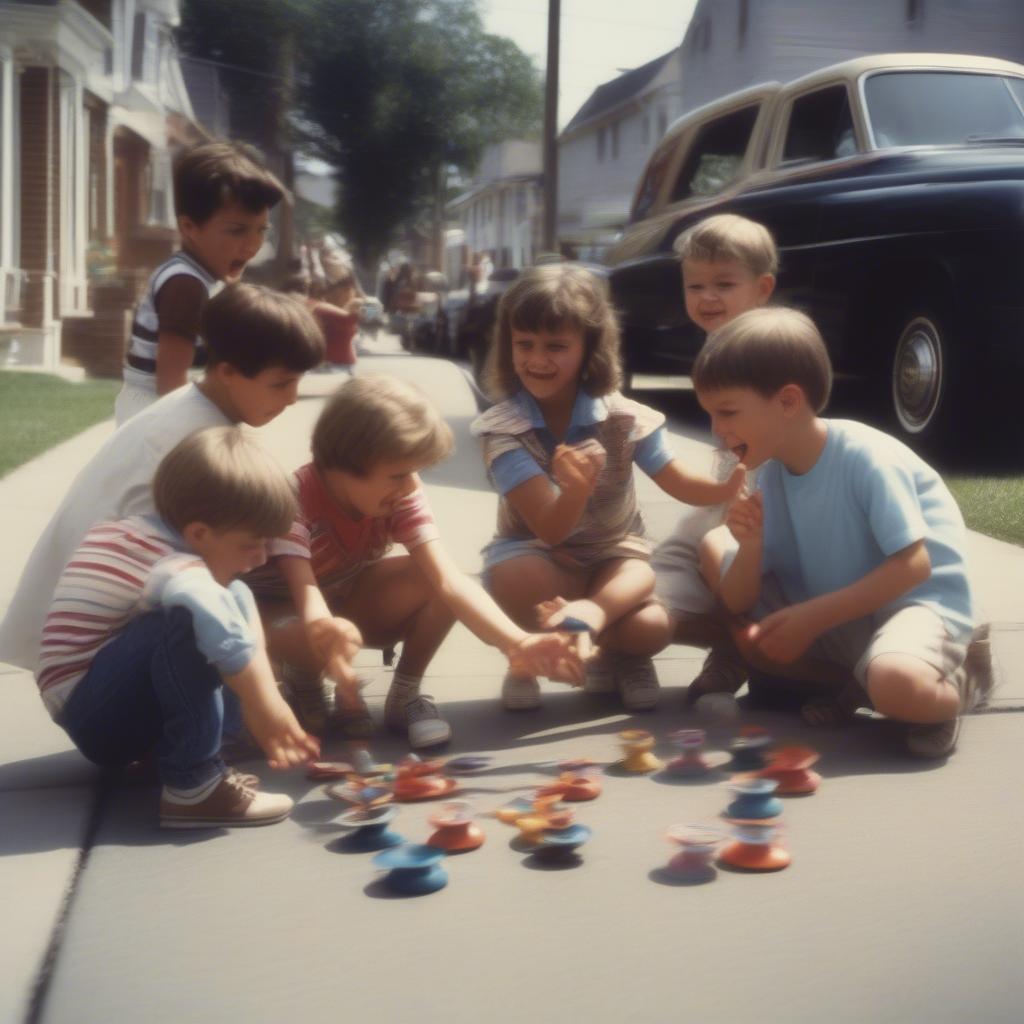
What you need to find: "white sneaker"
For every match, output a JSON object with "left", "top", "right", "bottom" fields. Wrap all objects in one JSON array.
[
  {"left": 612, "top": 654, "right": 660, "bottom": 712},
  {"left": 385, "top": 687, "right": 452, "bottom": 749},
  {"left": 583, "top": 654, "right": 615, "bottom": 694},
  {"left": 502, "top": 673, "right": 541, "bottom": 710}
]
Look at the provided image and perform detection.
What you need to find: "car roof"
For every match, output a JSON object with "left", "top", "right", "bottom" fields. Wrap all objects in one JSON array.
[{"left": 782, "top": 52, "right": 1024, "bottom": 93}]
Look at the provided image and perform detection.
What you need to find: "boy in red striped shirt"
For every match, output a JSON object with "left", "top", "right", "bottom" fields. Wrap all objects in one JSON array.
[{"left": 41, "top": 427, "right": 318, "bottom": 829}]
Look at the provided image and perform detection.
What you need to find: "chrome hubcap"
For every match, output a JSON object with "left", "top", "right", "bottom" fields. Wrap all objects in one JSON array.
[{"left": 892, "top": 318, "right": 943, "bottom": 433}]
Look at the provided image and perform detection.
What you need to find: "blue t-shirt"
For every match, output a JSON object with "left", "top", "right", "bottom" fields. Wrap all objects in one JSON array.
[
  {"left": 757, "top": 420, "right": 974, "bottom": 642},
  {"left": 489, "top": 389, "right": 674, "bottom": 495}
]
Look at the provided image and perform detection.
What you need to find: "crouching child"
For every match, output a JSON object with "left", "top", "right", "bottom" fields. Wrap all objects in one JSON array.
[{"left": 38, "top": 427, "right": 320, "bottom": 828}]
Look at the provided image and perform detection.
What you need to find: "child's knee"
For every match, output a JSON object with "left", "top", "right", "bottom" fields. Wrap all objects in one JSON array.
[{"left": 865, "top": 653, "right": 943, "bottom": 717}]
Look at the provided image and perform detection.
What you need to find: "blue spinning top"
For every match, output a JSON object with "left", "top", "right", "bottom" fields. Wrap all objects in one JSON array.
[
  {"left": 337, "top": 805, "right": 405, "bottom": 852},
  {"left": 724, "top": 778, "right": 783, "bottom": 820},
  {"left": 373, "top": 843, "right": 449, "bottom": 895},
  {"left": 535, "top": 823, "right": 592, "bottom": 859}
]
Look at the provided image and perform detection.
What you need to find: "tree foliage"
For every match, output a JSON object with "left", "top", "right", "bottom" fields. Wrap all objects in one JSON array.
[{"left": 178, "top": 0, "right": 542, "bottom": 268}]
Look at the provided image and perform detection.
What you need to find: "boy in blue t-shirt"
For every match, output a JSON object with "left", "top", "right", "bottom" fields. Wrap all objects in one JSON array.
[{"left": 694, "top": 307, "right": 992, "bottom": 759}]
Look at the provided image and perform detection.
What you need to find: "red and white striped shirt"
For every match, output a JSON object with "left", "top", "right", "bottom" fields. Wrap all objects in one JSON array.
[
  {"left": 38, "top": 516, "right": 183, "bottom": 716},
  {"left": 245, "top": 463, "right": 439, "bottom": 599}
]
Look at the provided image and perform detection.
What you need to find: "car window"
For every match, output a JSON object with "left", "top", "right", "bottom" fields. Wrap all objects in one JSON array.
[
  {"left": 669, "top": 104, "right": 760, "bottom": 202},
  {"left": 632, "top": 143, "right": 675, "bottom": 221},
  {"left": 864, "top": 71, "right": 1024, "bottom": 146},
  {"left": 781, "top": 85, "right": 856, "bottom": 164}
]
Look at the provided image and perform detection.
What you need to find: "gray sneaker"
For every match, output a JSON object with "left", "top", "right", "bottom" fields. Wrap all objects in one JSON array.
[
  {"left": 906, "top": 625, "right": 994, "bottom": 759},
  {"left": 582, "top": 655, "right": 615, "bottom": 694},
  {"left": 612, "top": 653, "right": 660, "bottom": 712},
  {"left": 684, "top": 647, "right": 746, "bottom": 707},
  {"left": 385, "top": 687, "right": 452, "bottom": 749},
  {"left": 282, "top": 667, "right": 332, "bottom": 736}
]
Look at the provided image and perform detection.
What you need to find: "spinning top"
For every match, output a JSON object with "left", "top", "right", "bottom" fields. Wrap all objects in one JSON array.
[
  {"left": 664, "top": 824, "right": 724, "bottom": 882},
  {"left": 665, "top": 729, "right": 727, "bottom": 776},
  {"left": 728, "top": 732, "right": 773, "bottom": 772},
  {"left": 427, "top": 800, "right": 485, "bottom": 853},
  {"left": 718, "top": 820, "right": 790, "bottom": 872},
  {"left": 373, "top": 844, "right": 448, "bottom": 895},
  {"left": 393, "top": 757, "right": 458, "bottom": 802},
  {"left": 617, "top": 729, "right": 663, "bottom": 773},
  {"left": 335, "top": 804, "right": 405, "bottom": 852},
  {"left": 534, "top": 823, "right": 592, "bottom": 860},
  {"left": 724, "top": 777, "right": 784, "bottom": 820},
  {"left": 758, "top": 745, "right": 822, "bottom": 795},
  {"left": 536, "top": 759, "right": 602, "bottom": 801}
]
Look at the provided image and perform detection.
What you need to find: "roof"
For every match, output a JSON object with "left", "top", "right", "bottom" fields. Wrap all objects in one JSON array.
[{"left": 563, "top": 48, "right": 678, "bottom": 134}]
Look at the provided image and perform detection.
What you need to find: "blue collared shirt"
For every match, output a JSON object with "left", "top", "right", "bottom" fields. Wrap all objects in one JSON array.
[{"left": 489, "top": 389, "right": 673, "bottom": 494}]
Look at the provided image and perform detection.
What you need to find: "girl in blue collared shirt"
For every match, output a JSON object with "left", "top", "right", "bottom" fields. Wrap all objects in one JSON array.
[{"left": 470, "top": 263, "right": 743, "bottom": 712}]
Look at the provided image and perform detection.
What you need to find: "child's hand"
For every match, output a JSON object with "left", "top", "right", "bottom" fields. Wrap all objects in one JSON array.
[
  {"left": 722, "top": 464, "right": 748, "bottom": 502},
  {"left": 552, "top": 443, "right": 604, "bottom": 496},
  {"left": 307, "top": 616, "right": 362, "bottom": 691},
  {"left": 725, "top": 489, "right": 763, "bottom": 546},
  {"left": 742, "top": 603, "right": 821, "bottom": 664},
  {"left": 243, "top": 691, "right": 321, "bottom": 769},
  {"left": 536, "top": 596, "right": 606, "bottom": 666},
  {"left": 507, "top": 633, "right": 585, "bottom": 686}
]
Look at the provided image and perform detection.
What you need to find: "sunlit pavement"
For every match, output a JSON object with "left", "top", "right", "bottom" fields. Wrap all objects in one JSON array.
[{"left": 1, "top": 348, "right": 1022, "bottom": 1023}]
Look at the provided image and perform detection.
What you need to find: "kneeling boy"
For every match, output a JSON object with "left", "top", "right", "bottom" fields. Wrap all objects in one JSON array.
[
  {"left": 694, "top": 307, "right": 992, "bottom": 758},
  {"left": 39, "top": 428, "right": 319, "bottom": 827}
]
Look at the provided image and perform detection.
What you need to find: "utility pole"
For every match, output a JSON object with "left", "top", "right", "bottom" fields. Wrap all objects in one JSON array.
[{"left": 542, "top": 0, "right": 560, "bottom": 253}]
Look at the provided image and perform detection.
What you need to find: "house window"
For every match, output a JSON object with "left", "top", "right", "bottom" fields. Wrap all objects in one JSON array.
[
  {"left": 906, "top": 0, "right": 923, "bottom": 25},
  {"left": 597, "top": 126, "right": 606, "bottom": 161},
  {"left": 738, "top": 0, "right": 749, "bottom": 47},
  {"left": 610, "top": 121, "right": 620, "bottom": 159},
  {"left": 782, "top": 85, "right": 856, "bottom": 164},
  {"left": 132, "top": 12, "right": 160, "bottom": 84}
]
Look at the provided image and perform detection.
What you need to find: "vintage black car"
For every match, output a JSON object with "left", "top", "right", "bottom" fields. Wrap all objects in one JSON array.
[{"left": 606, "top": 53, "right": 1024, "bottom": 449}]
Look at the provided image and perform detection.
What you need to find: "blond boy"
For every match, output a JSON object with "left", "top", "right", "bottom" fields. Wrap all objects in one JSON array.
[
  {"left": 41, "top": 428, "right": 319, "bottom": 828},
  {"left": 649, "top": 214, "right": 776, "bottom": 702}
]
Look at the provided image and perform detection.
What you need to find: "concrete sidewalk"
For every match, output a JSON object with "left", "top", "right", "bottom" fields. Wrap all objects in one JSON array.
[{"left": 2, "top": 350, "right": 1022, "bottom": 1024}]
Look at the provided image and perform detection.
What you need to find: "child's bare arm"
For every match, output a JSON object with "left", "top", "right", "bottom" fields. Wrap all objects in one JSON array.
[
  {"left": 747, "top": 540, "right": 931, "bottom": 664},
  {"left": 709, "top": 492, "right": 764, "bottom": 613},
  {"left": 505, "top": 443, "right": 603, "bottom": 546},
  {"left": 276, "top": 556, "right": 362, "bottom": 696},
  {"left": 409, "top": 540, "right": 583, "bottom": 683},
  {"left": 154, "top": 331, "right": 196, "bottom": 395},
  {"left": 652, "top": 458, "right": 746, "bottom": 507},
  {"left": 223, "top": 648, "right": 320, "bottom": 768}
]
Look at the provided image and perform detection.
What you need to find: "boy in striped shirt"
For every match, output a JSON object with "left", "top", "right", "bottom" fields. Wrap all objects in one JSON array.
[
  {"left": 40, "top": 427, "right": 319, "bottom": 828},
  {"left": 115, "top": 141, "right": 285, "bottom": 425}
]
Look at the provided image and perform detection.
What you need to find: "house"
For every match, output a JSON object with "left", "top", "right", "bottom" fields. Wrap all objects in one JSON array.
[
  {"left": 677, "top": 0, "right": 1024, "bottom": 116},
  {"left": 557, "top": 48, "right": 685, "bottom": 259},
  {"left": 0, "top": 0, "right": 202, "bottom": 375},
  {"left": 446, "top": 139, "right": 544, "bottom": 286}
]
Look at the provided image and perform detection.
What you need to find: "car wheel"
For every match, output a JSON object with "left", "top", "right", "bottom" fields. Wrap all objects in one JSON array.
[{"left": 887, "top": 311, "right": 951, "bottom": 443}]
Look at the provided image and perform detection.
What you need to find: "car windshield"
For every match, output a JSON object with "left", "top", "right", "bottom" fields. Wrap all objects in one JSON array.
[{"left": 864, "top": 71, "right": 1024, "bottom": 147}]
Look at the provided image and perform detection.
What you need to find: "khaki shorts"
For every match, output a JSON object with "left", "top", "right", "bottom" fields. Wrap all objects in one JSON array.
[{"left": 759, "top": 574, "right": 968, "bottom": 686}]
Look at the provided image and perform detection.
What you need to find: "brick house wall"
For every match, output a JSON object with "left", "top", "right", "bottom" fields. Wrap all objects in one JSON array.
[{"left": 19, "top": 67, "right": 60, "bottom": 331}]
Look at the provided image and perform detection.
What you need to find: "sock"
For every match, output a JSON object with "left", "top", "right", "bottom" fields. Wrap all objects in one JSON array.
[
  {"left": 391, "top": 670, "right": 423, "bottom": 695},
  {"left": 162, "top": 774, "right": 221, "bottom": 805}
]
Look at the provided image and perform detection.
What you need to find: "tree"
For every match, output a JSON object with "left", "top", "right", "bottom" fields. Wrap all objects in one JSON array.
[{"left": 299, "top": 0, "right": 542, "bottom": 272}]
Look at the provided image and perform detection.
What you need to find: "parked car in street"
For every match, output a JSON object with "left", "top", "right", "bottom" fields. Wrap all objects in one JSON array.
[{"left": 606, "top": 53, "right": 1024, "bottom": 448}]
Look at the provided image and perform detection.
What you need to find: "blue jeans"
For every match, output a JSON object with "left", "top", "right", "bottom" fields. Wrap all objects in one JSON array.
[{"left": 58, "top": 607, "right": 228, "bottom": 790}]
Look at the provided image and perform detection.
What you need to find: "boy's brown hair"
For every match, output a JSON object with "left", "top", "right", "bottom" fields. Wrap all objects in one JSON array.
[
  {"left": 154, "top": 426, "right": 296, "bottom": 536},
  {"left": 692, "top": 307, "right": 833, "bottom": 412},
  {"left": 673, "top": 213, "right": 779, "bottom": 277},
  {"left": 312, "top": 374, "right": 454, "bottom": 475},
  {"left": 483, "top": 263, "right": 623, "bottom": 400},
  {"left": 202, "top": 283, "right": 324, "bottom": 376},
  {"left": 173, "top": 141, "right": 285, "bottom": 225}
]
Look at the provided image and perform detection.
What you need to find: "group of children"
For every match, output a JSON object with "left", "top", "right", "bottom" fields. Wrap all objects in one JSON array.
[{"left": 0, "top": 141, "right": 993, "bottom": 831}]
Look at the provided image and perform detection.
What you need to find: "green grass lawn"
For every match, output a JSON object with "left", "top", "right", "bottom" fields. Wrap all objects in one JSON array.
[
  {"left": 0, "top": 371, "right": 118, "bottom": 479},
  {"left": 945, "top": 474, "right": 1024, "bottom": 547}
]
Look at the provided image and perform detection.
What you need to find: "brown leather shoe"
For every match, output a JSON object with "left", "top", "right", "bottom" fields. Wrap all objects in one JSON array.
[{"left": 159, "top": 773, "right": 292, "bottom": 829}]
